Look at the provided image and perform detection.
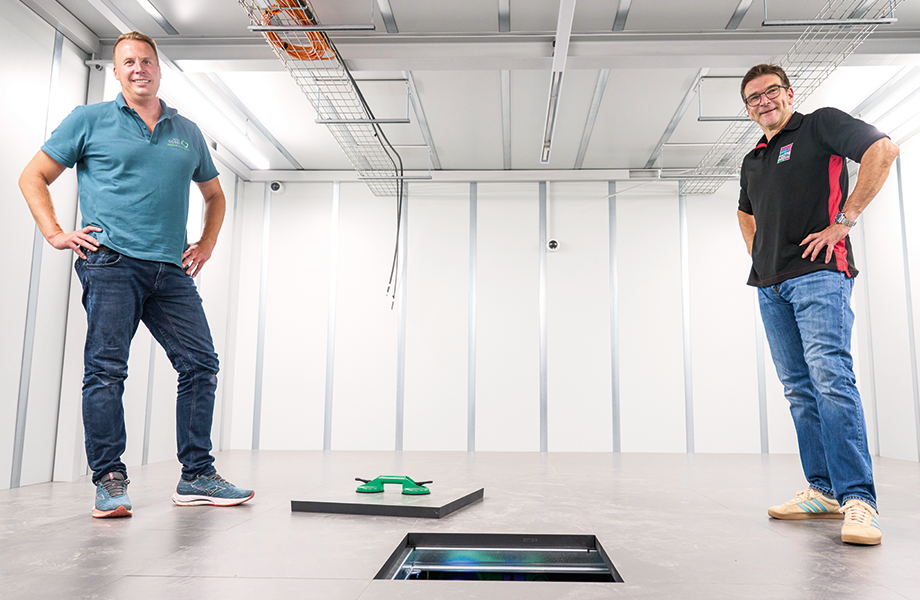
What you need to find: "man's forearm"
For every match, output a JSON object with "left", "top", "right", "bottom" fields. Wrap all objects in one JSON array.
[
  {"left": 841, "top": 137, "right": 900, "bottom": 221},
  {"left": 19, "top": 161, "right": 66, "bottom": 244},
  {"left": 198, "top": 193, "right": 226, "bottom": 251},
  {"left": 738, "top": 210, "right": 756, "bottom": 256}
]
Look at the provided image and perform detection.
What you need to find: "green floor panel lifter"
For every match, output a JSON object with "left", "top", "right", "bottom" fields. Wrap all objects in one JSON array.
[{"left": 355, "top": 476, "right": 432, "bottom": 495}]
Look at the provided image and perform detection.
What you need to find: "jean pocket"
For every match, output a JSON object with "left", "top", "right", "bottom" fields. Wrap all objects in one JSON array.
[{"left": 85, "top": 245, "right": 122, "bottom": 268}]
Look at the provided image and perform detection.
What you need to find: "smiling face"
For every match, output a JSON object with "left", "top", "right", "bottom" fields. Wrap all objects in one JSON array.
[
  {"left": 744, "top": 74, "right": 794, "bottom": 139},
  {"left": 113, "top": 39, "right": 161, "bottom": 104}
]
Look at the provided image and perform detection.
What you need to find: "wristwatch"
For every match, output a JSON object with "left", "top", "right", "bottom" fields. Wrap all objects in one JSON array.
[{"left": 835, "top": 212, "right": 857, "bottom": 227}]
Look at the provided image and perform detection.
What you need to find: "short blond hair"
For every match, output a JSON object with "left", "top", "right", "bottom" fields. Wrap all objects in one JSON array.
[{"left": 113, "top": 31, "right": 158, "bottom": 62}]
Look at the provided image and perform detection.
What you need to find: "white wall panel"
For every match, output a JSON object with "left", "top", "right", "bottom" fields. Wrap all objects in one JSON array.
[
  {"left": 618, "top": 183, "right": 686, "bottom": 452},
  {"left": 228, "top": 182, "right": 267, "bottom": 449},
  {"left": 403, "top": 183, "right": 470, "bottom": 451},
  {"left": 861, "top": 166, "right": 917, "bottom": 460},
  {"left": 546, "top": 182, "right": 613, "bottom": 452},
  {"left": 686, "top": 186, "right": 761, "bottom": 453},
  {"left": 331, "top": 183, "right": 399, "bottom": 450},
  {"left": 54, "top": 262, "right": 89, "bottom": 482},
  {"left": 20, "top": 37, "right": 88, "bottom": 486},
  {"left": 198, "top": 171, "right": 241, "bottom": 452},
  {"left": 0, "top": 0, "right": 56, "bottom": 489},
  {"left": 259, "top": 183, "right": 332, "bottom": 450},
  {"left": 476, "top": 183, "right": 541, "bottom": 451},
  {"left": 896, "top": 136, "right": 920, "bottom": 461}
]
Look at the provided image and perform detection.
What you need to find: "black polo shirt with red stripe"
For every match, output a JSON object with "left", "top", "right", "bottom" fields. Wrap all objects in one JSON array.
[{"left": 738, "top": 108, "right": 887, "bottom": 287}]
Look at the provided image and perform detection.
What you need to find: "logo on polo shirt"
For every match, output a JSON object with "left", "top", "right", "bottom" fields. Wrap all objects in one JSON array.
[
  {"left": 167, "top": 138, "right": 190, "bottom": 151},
  {"left": 777, "top": 143, "right": 793, "bottom": 164}
]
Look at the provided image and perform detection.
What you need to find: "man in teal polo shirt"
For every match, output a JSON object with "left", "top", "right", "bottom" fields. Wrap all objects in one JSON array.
[{"left": 19, "top": 31, "right": 254, "bottom": 517}]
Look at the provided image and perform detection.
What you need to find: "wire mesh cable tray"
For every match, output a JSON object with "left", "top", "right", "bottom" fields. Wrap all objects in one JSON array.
[{"left": 240, "top": 0, "right": 405, "bottom": 196}]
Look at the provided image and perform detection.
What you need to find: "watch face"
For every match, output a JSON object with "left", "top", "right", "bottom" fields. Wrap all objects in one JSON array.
[{"left": 836, "top": 212, "right": 856, "bottom": 227}]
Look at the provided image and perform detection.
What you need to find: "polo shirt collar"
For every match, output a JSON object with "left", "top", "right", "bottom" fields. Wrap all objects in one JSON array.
[
  {"left": 115, "top": 92, "right": 177, "bottom": 121},
  {"left": 753, "top": 111, "right": 804, "bottom": 151}
]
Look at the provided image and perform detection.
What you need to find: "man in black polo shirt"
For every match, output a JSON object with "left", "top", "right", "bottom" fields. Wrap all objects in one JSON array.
[{"left": 738, "top": 64, "right": 899, "bottom": 545}]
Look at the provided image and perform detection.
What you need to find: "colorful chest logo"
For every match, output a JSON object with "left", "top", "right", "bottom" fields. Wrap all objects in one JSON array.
[
  {"left": 777, "top": 143, "right": 793, "bottom": 164},
  {"left": 167, "top": 138, "right": 190, "bottom": 151}
]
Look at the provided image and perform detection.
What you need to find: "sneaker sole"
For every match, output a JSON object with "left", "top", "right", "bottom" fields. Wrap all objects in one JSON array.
[
  {"left": 768, "top": 509, "right": 843, "bottom": 520},
  {"left": 92, "top": 505, "right": 132, "bottom": 518},
  {"left": 172, "top": 491, "right": 254, "bottom": 506},
  {"left": 842, "top": 531, "right": 882, "bottom": 545}
]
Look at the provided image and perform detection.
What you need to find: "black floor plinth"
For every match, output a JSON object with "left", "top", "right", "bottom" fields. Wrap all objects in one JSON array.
[{"left": 291, "top": 487, "right": 484, "bottom": 519}]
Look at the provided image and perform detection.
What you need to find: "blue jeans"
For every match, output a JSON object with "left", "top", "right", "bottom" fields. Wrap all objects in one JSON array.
[
  {"left": 75, "top": 247, "right": 218, "bottom": 484},
  {"left": 758, "top": 270, "right": 876, "bottom": 510}
]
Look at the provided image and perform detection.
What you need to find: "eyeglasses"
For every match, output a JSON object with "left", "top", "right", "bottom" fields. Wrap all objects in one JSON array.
[{"left": 743, "top": 84, "right": 788, "bottom": 107}]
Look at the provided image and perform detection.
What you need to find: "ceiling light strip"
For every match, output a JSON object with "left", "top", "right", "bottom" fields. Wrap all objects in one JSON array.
[
  {"left": 541, "top": 0, "right": 577, "bottom": 164},
  {"left": 206, "top": 73, "right": 303, "bottom": 169}
]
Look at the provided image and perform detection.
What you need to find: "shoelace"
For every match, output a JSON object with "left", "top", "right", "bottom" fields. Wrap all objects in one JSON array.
[
  {"left": 841, "top": 501, "right": 874, "bottom": 524},
  {"left": 785, "top": 488, "right": 819, "bottom": 505},
  {"left": 101, "top": 475, "right": 129, "bottom": 497},
  {"left": 203, "top": 472, "right": 232, "bottom": 486}
]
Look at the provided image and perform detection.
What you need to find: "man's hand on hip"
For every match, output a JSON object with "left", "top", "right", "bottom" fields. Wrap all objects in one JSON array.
[
  {"left": 182, "top": 241, "right": 213, "bottom": 277},
  {"left": 800, "top": 223, "right": 851, "bottom": 264},
  {"left": 49, "top": 226, "right": 102, "bottom": 260}
]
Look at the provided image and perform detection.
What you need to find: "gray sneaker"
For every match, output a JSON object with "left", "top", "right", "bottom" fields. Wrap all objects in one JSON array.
[
  {"left": 93, "top": 471, "right": 132, "bottom": 518},
  {"left": 172, "top": 472, "right": 254, "bottom": 506}
]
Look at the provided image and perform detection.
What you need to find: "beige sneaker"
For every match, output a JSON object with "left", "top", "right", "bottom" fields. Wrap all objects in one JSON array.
[
  {"left": 768, "top": 488, "right": 843, "bottom": 520},
  {"left": 840, "top": 499, "right": 882, "bottom": 545}
]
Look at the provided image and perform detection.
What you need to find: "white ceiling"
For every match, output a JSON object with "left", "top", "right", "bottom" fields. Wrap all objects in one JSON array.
[{"left": 28, "top": 0, "right": 920, "bottom": 176}]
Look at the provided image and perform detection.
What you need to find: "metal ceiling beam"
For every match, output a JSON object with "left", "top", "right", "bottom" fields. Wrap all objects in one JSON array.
[
  {"left": 612, "top": 0, "right": 631, "bottom": 31},
  {"left": 501, "top": 70, "right": 512, "bottom": 169},
  {"left": 726, "top": 0, "right": 753, "bottom": 30},
  {"left": 19, "top": 0, "right": 100, "bottom": 55},
  {"left": 574, "top": 69, "right": 609, "bottom": 169},
  {"left": 84, "top": 0, "right": 133, "bottom": 33},
  {"left": 499, "top": 0, "right": 511, "bottom": 32},
  {"left": 406, "top": 71, "right": 441, "bottom": 170},
  {"left": 644, "top": 68, "right": 709, "bottom": 169},
  {"left": 377, "top": 0, "right": 399, "bottom": 33},
  {"left": 250, "top": 169, "right": 634, "bottom": 182},
  {"left": 136, "top": 0, "right": 179, "bottom": 35},
  {"left": 153, "top": 30, "right": 920, "bottom": 73},
  {"left": 849, "top": 0, "right": 878, "bottom": 19}
]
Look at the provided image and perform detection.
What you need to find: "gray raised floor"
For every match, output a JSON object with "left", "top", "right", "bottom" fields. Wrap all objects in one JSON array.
[{"left": 1, "top": 451, "right": 918, "bottom": 599}]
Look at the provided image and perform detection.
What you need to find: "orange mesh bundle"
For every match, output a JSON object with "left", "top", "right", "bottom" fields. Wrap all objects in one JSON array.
[{"left": 261, "top": 0, "right": 336, "bottom": 61}]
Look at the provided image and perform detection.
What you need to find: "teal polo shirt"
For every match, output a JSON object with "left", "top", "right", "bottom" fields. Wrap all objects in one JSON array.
[{"left": 42, "top": 93, "right": 219, "bottom": 267}]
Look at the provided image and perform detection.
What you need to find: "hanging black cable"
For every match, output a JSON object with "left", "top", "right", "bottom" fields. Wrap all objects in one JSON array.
[{"left": 323, "top": 30, "right": 405, "bottom": 308}]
